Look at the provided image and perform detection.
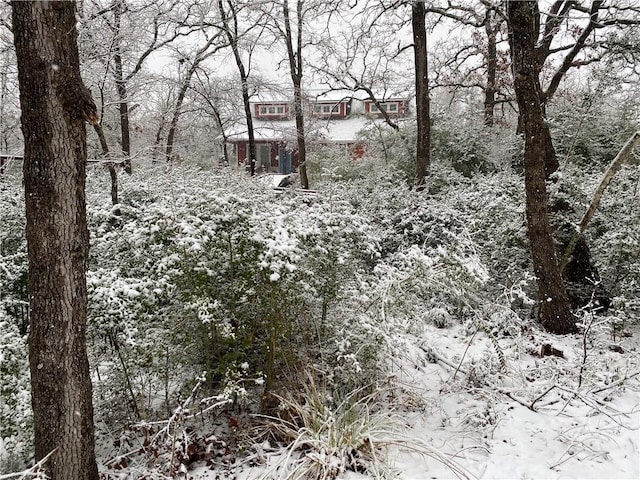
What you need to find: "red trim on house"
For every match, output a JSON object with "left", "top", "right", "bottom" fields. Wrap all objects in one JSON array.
[
  {"left": 312, "top": 100, "right": 349, "bottom": 119},
  {"left": 363, "top": 99, "right": 406, "bottom": 117},
  {"left": 254, "top": 102, "right": 290, "bottom": 120}
]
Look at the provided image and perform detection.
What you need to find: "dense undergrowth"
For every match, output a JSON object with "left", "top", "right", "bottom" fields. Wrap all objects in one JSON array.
[{"left": 1, "top": 129, "right": 639, "bottom": 476}]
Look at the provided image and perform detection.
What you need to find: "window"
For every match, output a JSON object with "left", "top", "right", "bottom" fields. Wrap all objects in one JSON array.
[
  {"left": 369, "top": 102, "right": 400, "bottom": 113},
  {"left": 258, "top": 104, "right": 287, "bottom": 117},
  {"left": 314, "top": 103, "right": 340, "bottom": 114}
]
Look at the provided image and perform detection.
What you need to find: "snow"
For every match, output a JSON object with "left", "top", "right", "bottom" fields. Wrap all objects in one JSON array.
[
  {"left": 91, "top": 322, "right": 639, "bottom": 480},
  {"left": 227, "top": 115, "right": 396, "bottom": 143}
]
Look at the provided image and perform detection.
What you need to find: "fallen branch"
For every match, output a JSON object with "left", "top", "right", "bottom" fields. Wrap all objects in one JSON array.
[
  {"left": 590, "top": 370, "right": 640, "bottom": 395},
  {"left": 0, "top": 448, "right": 57, "bottom": 479},
  {"left": 560, "top": 131, "right": 640, "bottom": 272},
  {"left": 419, "top": 344, "right": 468, "bottom": 376}
]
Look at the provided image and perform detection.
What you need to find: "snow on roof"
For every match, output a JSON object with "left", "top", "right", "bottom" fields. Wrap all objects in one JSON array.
[
  {"left": 227, "top": 115, "right": 395, "bottom": 143},
  {"left": 310, "top": 89, "right": 357, "bottom": 103},
  {"left": 316, "top": 116, "right": 376, "bottom": 143}
]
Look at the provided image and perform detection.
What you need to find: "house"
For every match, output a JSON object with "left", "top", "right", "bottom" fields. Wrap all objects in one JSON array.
[{"left": 226, "top": 91, "right": 408, "bottom": 173}]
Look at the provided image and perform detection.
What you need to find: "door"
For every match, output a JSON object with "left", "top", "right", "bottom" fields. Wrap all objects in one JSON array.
[{"left": 259, "top": 144, "right": 270, "bottom": 172}]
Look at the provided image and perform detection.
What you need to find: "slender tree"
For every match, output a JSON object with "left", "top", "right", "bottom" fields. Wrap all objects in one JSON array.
[
  {"left": 412, "top": 0, "right": 430, "bottom": 186},
  {"left": 112, "top": 0, "right": 132, "bottom": 172},
  {"left": 12, "top": 1, "right": 101, "bottom": 477},
  {"left": 282, "top": 0, "right": 309, "bottom": 189},
  {"left": 79, "top": 0, "right": 201, "bottom": 173},
  {"left": 507, "top": 0, "right": 577, "bottom": 334},
  {"left": 165, "top": 32, "right": 226, "bottom": 161},
  {"left": 428, "top": 0, "right": 509, "bottom": 126},
  {"left": 218, "top": 0, "right": 263, "bottom": 175}
]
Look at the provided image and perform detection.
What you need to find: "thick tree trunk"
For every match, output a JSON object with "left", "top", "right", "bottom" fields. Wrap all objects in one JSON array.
[
  {"left": 412, "top": 0, "right": 430, "bottom": 187},
  {"left": 508, "top": 0, "right": 577, "bottom": 334},
  {"left": 12, "top": 1, "right": 100, "bottom": 478}
]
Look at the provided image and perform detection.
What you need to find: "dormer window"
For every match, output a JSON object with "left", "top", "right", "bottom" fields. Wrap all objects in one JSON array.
[
  {"left": 314, "top": 104, "right": 339, "bottom": 114},
  {"left": 370, "top": 102, "right": 398, "bottom": 113},
  {"left": 259, "top": 105, "right": 286, "bottom": 116}
]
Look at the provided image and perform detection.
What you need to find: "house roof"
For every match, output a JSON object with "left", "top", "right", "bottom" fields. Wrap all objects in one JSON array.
[{"left": 227, "top": 115, "right": 396, "bottom": 144}]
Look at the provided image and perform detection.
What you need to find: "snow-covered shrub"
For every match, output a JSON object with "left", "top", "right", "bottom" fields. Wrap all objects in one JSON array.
[
  {"left": 0, "top": 177, "right": 28, "bottom": 336},
  {"left": 0, "top": 177, "right": 31, "bottom": 472},
  {"left": 352, "top": 120, "right": 417, "bottom": 185},
  {"left": 550, "top": 80, "right": 639, "bottom": 168},
  {"left": 84, "top": 164, "right": 385, "bottom": 417},
  {"left": 0, "top": 315, "right": 31, "bottom": 472}
]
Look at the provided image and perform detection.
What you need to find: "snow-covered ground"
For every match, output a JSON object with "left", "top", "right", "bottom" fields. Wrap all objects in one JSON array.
[{"left": 108, "top": 320, "right": 638, "bottom": 480}]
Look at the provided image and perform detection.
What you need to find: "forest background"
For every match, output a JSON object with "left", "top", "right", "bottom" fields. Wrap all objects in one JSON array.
[{"left": 0, "top": 0, "right": 639, "bottom": 478}]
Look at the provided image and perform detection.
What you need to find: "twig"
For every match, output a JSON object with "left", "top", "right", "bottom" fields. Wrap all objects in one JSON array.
[
  {"left": 497, "top": 389, "right": 536, "bottom": 411},
  {"left": 453, "top": 328, "right": 479, "bottom": 381},
  {"left": 530, "top": 385, "right": 557, "bottom": 411},
  {"left": 590, "top": 370, "right": 640, "bottom": 395},
  {"left": 0, "top": 448, "right": 57, "bottom": 479},
  {"left": 578, "top": 310, "right": 596, "bottom": 390},
  {"left": 554, "top": 385, "right": 633, "bottom": 427}
]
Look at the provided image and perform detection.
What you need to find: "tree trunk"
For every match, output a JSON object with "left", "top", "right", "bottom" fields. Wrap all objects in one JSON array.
[
  {"left": 114, "top": 0, "right": 132, "bottom": 174},
  {"left": 165, "top": 35, "right": 221, "bottom": 162},
  {"left": 507, "top": 0, "right": 576, "bottom": 334},
  {"left": 12, "top": 1, "right": 100, "bottom": 478},
  {"left": 292, "top": 78, "right": 308, "bottom": 188},
  {"left": 92, "top": 123, "right": 119, "bottom": 206},
  {"left": 412, "top": 0, "right": 430, "bottom": 187},
  {"left": 283, "top": 0, "right": 309, "bottom": 189},
  {"left": 220, "top": 0, "right": 257, "bottom": 175},
  {"left": 484, "top": 8, "right": 497, "bottom": 127}
]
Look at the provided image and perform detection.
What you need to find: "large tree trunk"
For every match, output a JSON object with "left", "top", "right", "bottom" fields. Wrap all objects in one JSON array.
[
  {"left": 412, "top": 0, "right": 430, "bottom": 187},
  {"left": 508, "top": 0, "right": 577, "bottom": 334},
  {"left": 12, "top": 1, "right": 100, "bottom": 478}
]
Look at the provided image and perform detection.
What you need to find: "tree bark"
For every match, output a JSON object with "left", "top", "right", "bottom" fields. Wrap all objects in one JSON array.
[
  {"left": 220, "top": 0, "right": 257, "bottom": 175},
  {"left": 412, "top": 0, "right": 430, "bottom": 188},
  {"left": 283, "top": 0, "right": 309, "bottom": 189},
  {"left": 508, "top": 0, "right": 577, "bottom": 334},
  {"left": 483, "top": 8, "right": 497, "bottom": 127},
  {"left": 12, "top": 1, "right": 100, "bottom": 478},
  {"left": 92, "top": 122, "right": 119, "bottom": 206},
  {"left": 113, "top": 0, "right": 132, "bottom": 174}
]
